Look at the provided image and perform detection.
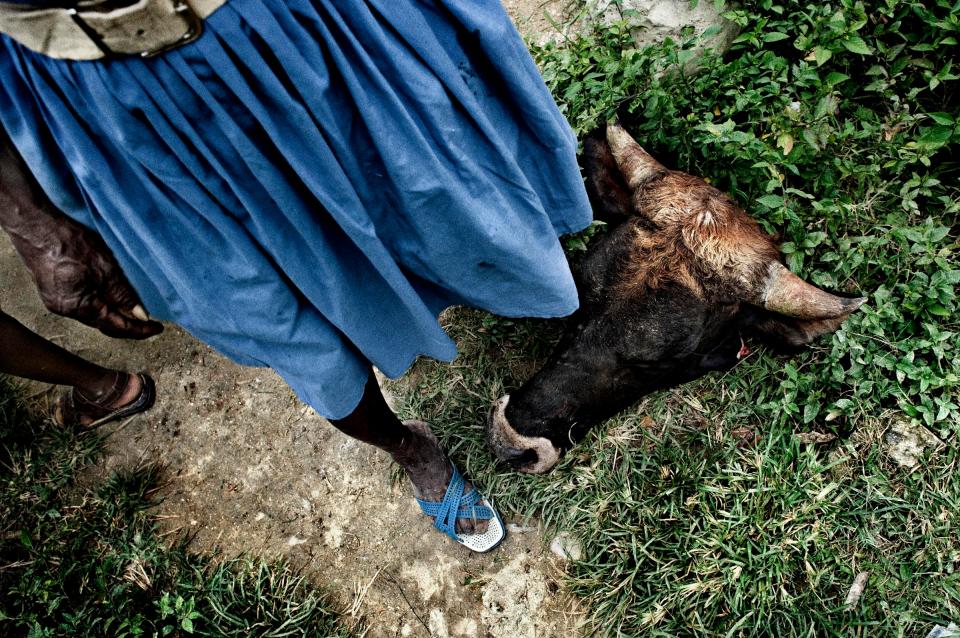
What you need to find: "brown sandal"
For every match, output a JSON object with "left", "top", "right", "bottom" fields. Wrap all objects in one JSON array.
[{"left": 54, "top": 372, "right": 156, "bottom": 429}]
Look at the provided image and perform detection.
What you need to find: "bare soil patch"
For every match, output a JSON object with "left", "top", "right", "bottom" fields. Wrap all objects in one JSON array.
[{"left": 2, "top": 233, "right": 583, "bottom": 637}]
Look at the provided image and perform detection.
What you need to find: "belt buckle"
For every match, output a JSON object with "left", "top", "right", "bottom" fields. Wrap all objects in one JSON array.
[{"left": 68, "top": 0, "right": 204, "bottom": 59}]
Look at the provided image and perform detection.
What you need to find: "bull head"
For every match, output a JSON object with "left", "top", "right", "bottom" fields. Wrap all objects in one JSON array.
[{"left": 487, "top": 124, "right": 866, "bottom": 474}]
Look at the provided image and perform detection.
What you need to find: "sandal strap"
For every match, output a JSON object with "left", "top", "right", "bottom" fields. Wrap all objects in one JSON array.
[
  {"left": 454, "top": 488, "right": 494, "bottom": 519},
  {"left": 72, "top": 371, "right": 128, "bottom": 414},
  {"left": 415, "top": 464, "right": 493, "bottom": 541},
  {"left": 55, "top": 373, "right": 155, "bottom": 429},
  {"left": 416, "top": 500, "right": 494, "bottom": 521}
]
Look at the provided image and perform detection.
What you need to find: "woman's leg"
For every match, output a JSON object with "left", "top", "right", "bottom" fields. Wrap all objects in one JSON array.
[
  {"left": 0, "top": 310, "right": 142, "bottom": 417},
  {"left": 328, "top": 372, "right": 487, "bottom": 534}
]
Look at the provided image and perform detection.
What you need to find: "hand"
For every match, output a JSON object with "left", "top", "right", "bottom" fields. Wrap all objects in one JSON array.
[
  {"left": 28, "top": 223, "right": 165, "bottom": 339},
  {"left": 0, "top": 129, "right": 163, "bottom": 339}
]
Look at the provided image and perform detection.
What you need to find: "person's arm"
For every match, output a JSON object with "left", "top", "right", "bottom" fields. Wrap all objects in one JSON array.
[{"left": 0, "top": 127, "right": 163, "bottom": 339}]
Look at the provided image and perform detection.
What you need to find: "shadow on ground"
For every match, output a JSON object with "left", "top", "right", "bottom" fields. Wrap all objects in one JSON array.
[{"left": 1, "top": 230, "right": 583, "bottom": 637}]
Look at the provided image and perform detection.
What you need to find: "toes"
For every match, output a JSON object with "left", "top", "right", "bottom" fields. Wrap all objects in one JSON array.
[{"left": 456, "top": 518, "right": 489, "bottom": 535}]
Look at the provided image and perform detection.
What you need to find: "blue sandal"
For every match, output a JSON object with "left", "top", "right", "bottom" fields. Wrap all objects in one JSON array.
[{"left": 416, "top": 463, "right": 506, "bottom": 553}]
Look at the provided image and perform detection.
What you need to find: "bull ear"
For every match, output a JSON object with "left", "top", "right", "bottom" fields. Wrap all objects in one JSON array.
[
  {"left": 759, "top": 262, "right": 867, "bottom": 320},
  {"left": 581, "top": 131, "right": 634, "bottom": 224},
  {"left": 751, "top": 313, "right": 856, "bottom": 348},
  {"left": 605, "top": 123, "right": 666, "bottom": 189}
]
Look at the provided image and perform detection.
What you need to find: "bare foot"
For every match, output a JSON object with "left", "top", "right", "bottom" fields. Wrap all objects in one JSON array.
[{"left": 396, "top": 420, "right": 490, "bottom": 535}]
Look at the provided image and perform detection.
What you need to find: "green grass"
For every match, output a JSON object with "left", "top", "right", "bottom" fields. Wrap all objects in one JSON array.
[
  {"left": 2, "top": 1, "right": 957, "bottom": 636},
  {"left": 388, "top": 0, "right": 960, "bottom": 635},
  {"left": 0, "top": 378, "right": 354, "bottom": 638},
  {"left": 389, "top": 312, "right": 959, "bottom": 636}
]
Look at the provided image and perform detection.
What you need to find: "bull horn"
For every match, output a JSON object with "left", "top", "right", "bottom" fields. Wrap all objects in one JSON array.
[
  {"left": 487, "top": 395, "right": 560, "bottom": 474},
  {"left": 605, "top": 123, "right": 666, "bottom": 189},
  {"left": 762, "top": 262, "right": 867, "bottom": 320}
]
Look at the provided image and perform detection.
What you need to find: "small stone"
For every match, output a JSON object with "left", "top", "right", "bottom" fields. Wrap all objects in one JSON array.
[
  {"left": 428, "top": 609, "right": 450, "bottom": 638},
  {"left": 926, "top": 623, "right": 960, "bottom": 638},
  {"left": 795, "top": 431, "right": 837, "bottom": 445},
  {"left": 843, "top": 571, "right": 869, "bottom": 610},
  {"left": 324, "top": 523, "right": 344, "bottom": 549},
  {"left": 507, "top": 523, "right": 538, "bottom": 534},
  {"left": 453, "top": 618, "right": 479, "bottom": 637},
  {"left": 885, "top": 419, "right": 941, "bottom": 469},
  {"left": 287, "top": 535, "right": 307, "bottom": 546},
  {"left": 550, "top": 532, "right": 582, "bottom": 561}
]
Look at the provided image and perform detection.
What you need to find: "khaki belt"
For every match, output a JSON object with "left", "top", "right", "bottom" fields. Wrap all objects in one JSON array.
[{"left": 0, "top": 0, "right": 226, "bottom": 60}]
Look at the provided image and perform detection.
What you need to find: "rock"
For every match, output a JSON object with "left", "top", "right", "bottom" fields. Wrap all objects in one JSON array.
[
  {"left": 505, "top": 0, "right": 739, "bottom": 60},
  {"left": 885, "top": 419, "right": 941, "bottom": 469},
  {"left": 550, "top": 532, "right": 583, "bottom": 561},
  {"left": 795, "top": 431, "right": 837, "bottom": 445},
  {"left": 589, "top": 0, "right": 738, "bottom": 55},
  {"left": 507, "top": 522, "right": 538, "bottom": 534},
  {"left": 429, "top": 609, "right": 451, "bottom": 638},
  {"left": 926, "top": 623, "right": 960, "bottom": 638},
  {"left": 843, "top": 571, "right": 869, "bottom": 610}
]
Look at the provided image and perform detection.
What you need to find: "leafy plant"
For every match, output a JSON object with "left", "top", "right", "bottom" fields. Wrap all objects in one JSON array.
[
  {"left": 532, "top": 0, "right": 959, "bottom": 437},
  {"left": 391, "top": 0, "right": 959, "bottom": 635}
]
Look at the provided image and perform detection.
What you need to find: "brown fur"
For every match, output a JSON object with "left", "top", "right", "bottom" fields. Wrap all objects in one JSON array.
[
  {"left": 487, "top": 125, "right": 866, "bottom": 475},
  {"left": 615, "top": 221, "right": 703, "bottom": 297},
  {"left": 617, "top": 171, "right": 780, "bottom": 303}
]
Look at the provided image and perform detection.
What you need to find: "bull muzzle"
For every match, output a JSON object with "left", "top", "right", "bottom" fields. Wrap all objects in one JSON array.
[{"left": 486, "top": 395, "right": 561, "bottom": 474}]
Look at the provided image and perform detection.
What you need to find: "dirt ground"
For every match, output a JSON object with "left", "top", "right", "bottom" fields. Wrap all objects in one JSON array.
[
  {"left": 501, "top": 0, "right": 568, "bottom": 41},
  {"left": 1, "top": 228, "right": 588, "bottom": 638},
  {"left": 0, "top": 7, "right": 598, "bottom": 636}
]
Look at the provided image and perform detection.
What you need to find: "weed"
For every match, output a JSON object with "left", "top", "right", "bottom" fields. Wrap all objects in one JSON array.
[
  {"left": 388, "top": 0, "right": 959, "bottom": 635},
  {"left": 0, "top": 377, "right": 353, "bottom": 638}
]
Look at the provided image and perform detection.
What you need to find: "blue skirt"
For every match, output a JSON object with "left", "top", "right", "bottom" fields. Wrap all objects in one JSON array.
[{"left": 0, "top": 0, "right": 591, "bottom": 418}]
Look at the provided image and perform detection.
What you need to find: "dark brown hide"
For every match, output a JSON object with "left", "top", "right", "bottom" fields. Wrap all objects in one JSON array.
[{"left": 487, "top": 124, "right": 866, "bottom": 473}]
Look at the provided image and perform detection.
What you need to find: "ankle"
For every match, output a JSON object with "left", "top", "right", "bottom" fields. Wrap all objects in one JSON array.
[{"left": 390, "top": 444, "right": 427, "bottom": 468}]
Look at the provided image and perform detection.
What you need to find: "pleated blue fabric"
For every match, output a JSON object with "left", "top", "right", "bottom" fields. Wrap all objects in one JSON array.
[{"left": 0, "top": 0, "right": 592, "bottom": 418}]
